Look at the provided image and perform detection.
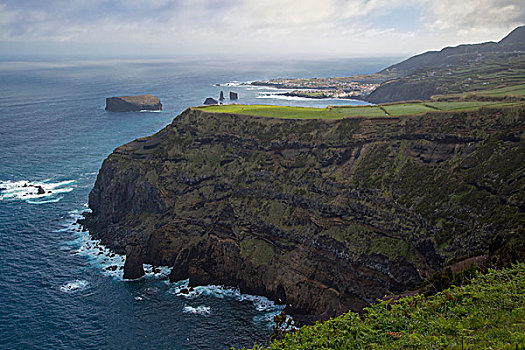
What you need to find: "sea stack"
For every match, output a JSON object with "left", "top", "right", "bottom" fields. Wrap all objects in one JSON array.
[
  {"left": 123, "top": 244, "right": 145, "bottom": 279},
  {"left": 105, "top": 95, "right": 162, "bottom": 112},
  {"left": 230, "top": 92, "right": 238, "bottom": 100},
  {"left": 219, "top": 91, "right": 225, "bottom": 100},
  {"left": 203, "top": 97, "right": 218, "bottom": 105}
]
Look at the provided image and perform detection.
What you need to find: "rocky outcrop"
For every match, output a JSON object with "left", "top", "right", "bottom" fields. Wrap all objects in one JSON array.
[
  {"left": 105, "top": 95, "right": 162, "bottom": 112},
  {"left": 203, "top": 98, "right": 218, "bottom": 105},
  {"left": 123, "top": 244, "right": 145, "bottom": 279},
  {"left": 230, "top": 92, "right": 238, "bottom": 100},
  {"left": 36, "top": 186, "right": 45, "bottom": 195},
  {"left": 219, "top": 91, "right": 225, "bottom": 101},
  {"left": 82, "top": 106, "right": 525, "bottom": 322}
]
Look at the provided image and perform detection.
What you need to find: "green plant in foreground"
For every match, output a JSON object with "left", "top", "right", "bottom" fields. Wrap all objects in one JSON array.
[{"left": 241, "top": 263, "right": 524, "bottom": 349}]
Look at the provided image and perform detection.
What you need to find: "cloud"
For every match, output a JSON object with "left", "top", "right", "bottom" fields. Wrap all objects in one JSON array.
[
  {"left": 0, "top": 0, "right": 522, "bottom": 57},
  {"left": 428, "top": 0, "right": 525, "bottom": 39}
]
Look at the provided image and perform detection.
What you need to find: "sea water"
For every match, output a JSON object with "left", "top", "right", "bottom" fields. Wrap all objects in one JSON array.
[{"left": 0, "top": 56, "right": 396, "bottom": 349}]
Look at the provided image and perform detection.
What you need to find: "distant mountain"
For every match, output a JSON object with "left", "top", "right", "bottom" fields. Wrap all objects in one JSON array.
[
  {"left": 380, "top": 25, "right": 525, "bottom": 77},
  {"left": 365, "top": 26, "right": 525, "bottom": 103},
  {"left": 499, "top": 25, "right": 525, "bottom": 45}
]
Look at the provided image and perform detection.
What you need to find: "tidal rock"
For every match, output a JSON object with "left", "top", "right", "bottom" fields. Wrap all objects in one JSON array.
[
  {"left": 123, "top": 245, "right": 145, "bottom": 279},
  {"left": 179, "top": 288, "right": 189, "bottom": 294},
  {"left": 219, "top": 91, "right": 225, "bottom": 100},
  {"left": 105, "top": 95, "right": 162, "bottom": 112},
  {"left": 36, "top": 186, "right": 45, "bottom": 195},
  {"left": 203, "top": 97, "right": 218, "bottom": 105},
  {"left": 229, "top": 92, "right": 238, "bottom": 100}
]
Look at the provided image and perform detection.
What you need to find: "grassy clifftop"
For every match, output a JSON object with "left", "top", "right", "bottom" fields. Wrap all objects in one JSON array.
[
  {"left": 195, "top": 99, "right": 523, "bottom": 119},
  {"left": 246, "top": 263, "right": 525, "bottom": 349}
]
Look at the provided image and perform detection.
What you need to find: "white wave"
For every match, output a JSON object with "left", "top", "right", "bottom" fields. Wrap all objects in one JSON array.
[
  {"left": 60, "top": 211, "right": 171, "bottom": 281},
  {"left": 183, "top": 305, "right": 211, "bottom": 315},
  {"left": 0, "top": 179, "right": 75, "bottom": 204},
  {"left": 216, "top": 81, "right": 251, "bottom": 87},
  {"left": 169, "top": 280, "right": 285, "bottom": 313},
  {"left": 60, "top": 212, "right": 126, "bottom": 279},
  {"left": 256, "top": 94, "right": 313, "bottom": 101},
  {"left": 26, "top": 197, "right": 64, "bottom": 205},
  {"left": 60, "top": 280, "right": 89, "bottom": 293},
  {"left": 60, "top": 211, "right": 285, "bottom": 326}
]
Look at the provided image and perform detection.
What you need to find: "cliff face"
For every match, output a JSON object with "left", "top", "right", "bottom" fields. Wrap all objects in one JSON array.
[{"left": 83, "top": 107, "right": 525, "bottom": 321}]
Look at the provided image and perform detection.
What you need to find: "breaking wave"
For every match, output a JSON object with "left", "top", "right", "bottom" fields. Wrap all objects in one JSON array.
[{"left": 0, "top": 179, "right": 74, "bottom": 204}]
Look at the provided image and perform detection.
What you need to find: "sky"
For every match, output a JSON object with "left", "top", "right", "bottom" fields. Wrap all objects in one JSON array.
[{"left": 0, "top": 0, "right": 524, "bottom": 59}]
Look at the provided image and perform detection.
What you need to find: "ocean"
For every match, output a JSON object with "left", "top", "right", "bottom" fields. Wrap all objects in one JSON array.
[{"left": 0, "top": 56, "right": 397, "bottom": 349}]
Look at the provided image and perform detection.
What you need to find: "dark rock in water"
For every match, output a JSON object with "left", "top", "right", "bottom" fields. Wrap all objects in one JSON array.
[
  {"left": 179, "top": 288, "right": 189, "bottom": 294},
  {"left": 23, "top": 183, "right": 28, "bottom": 188},
  {"left": 36, "top": 186, "right": 45, "bottom": 195},
  {"left": 0, "top": 187, "right": 6, "bottom": 191},
  {"left": 219, "top": 91, "right": 225, "bottom": 100},
  {"left": 203, "top": 97, "right": 218, "bottom": 105},
  {"left": 123, "top": 245, "right": 145, "bottom": 279},
  {"left": 105, "top": 95, "right": 162, "bottom": 112},
  {"left": 106, "top": 265, "right": 118, "bottom": 271},
  {"left": 229, "top": 92, "right": 238, "bottom": 100}
]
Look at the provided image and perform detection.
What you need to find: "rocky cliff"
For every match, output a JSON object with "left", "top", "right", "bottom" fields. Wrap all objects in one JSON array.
[
  {"left": 105, "top": 95, "right": 162, "bottom": 112},
  {"left": 82, "top": 107, "right": 525, "bottom": 322}
]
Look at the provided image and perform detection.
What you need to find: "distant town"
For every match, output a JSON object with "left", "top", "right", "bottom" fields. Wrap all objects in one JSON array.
[{"left": 251, "top": 77, "right": 380, "bottom": 99}]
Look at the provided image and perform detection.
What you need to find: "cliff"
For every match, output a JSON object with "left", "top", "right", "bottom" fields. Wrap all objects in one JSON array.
[
  {"left": 82, "top": 107, "right": 525, "bottom": 322},
  {"left": 105, "top": 94, "right": 162, "bottom": 112}
]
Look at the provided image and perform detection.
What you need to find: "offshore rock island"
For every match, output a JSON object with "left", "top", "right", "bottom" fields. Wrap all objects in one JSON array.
[{"left": 105, "top": 94, "right": 162, "bottom": 112}]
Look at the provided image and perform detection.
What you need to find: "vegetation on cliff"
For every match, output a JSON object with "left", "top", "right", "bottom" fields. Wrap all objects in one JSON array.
[
  {"left": 243, "top": 263, "right": 525, "bottom": 349},
  {"left": 83, "top": 103, "right": 525, "bottom": 322}
]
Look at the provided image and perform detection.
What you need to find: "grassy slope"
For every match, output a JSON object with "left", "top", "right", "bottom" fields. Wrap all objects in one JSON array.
[
  {"left": 367, "top": 55, "right": 525, "bottom": 103},
  {"left": 195, "top": 100, "right": 521, "bottom": 119},
  {"left": 245, "top": 264, "right": 525, "bottom": 350}
]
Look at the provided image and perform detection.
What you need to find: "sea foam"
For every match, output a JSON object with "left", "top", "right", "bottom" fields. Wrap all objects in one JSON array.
[
  {"left": 61, "top": 210, "right": 285, "bottom": 325},
  {"left": 183, "top": 305, "right": 211, "bottom": 315},
  {"left": 60, "top": 279, "right": 89, "bottom": 293},
  {"left": 0, "top": 179, "right": 74, "bottom": 204},
  {"left": 168, "top": 279, "right": 285, "bottom": 313}
]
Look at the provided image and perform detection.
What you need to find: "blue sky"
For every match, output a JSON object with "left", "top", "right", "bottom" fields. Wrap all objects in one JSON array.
[{"left": 0, "top": 0, "right": 523, "bottom": 58}]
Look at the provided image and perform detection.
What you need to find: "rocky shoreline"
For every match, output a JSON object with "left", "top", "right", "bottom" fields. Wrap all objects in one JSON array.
[{"left": 81, "top": 106, "right": 524, "bottom": 323}]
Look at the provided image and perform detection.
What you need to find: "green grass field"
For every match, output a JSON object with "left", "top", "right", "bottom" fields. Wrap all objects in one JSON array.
[
  {"left": 474, "top": 83, "right": 525, "bottom": 96},
  {"left": 195, "top": 99, "right": 521, "bottom": 119}
]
